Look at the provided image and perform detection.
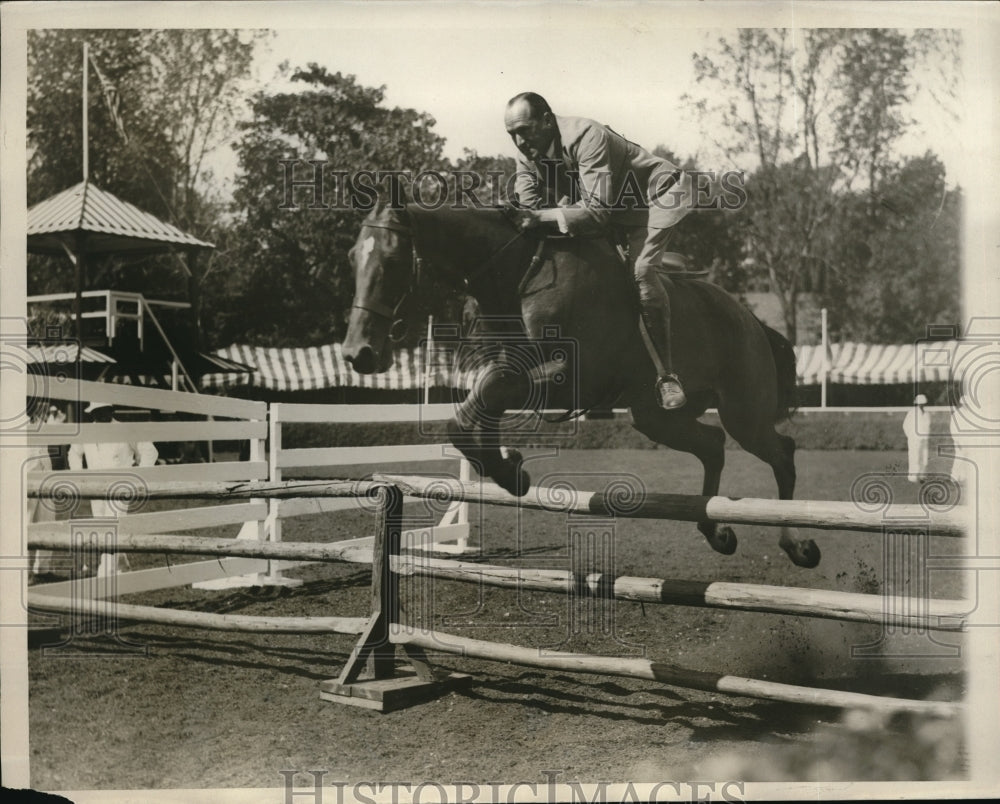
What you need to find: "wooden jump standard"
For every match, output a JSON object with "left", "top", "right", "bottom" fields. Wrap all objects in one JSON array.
[
  {"left": 26, "top": 530, "right": 968, "bottom": 632},
  {"left": 320, "top": 486, "right": 965, "bottom": 716},
  {"left": 27, "top": 475, "right": 969, "bottom": 535}
]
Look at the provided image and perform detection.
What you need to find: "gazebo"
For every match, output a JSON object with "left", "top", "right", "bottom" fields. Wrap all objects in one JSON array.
[{"left": 27, "top": 180, "right": 248, "bottom": 391}]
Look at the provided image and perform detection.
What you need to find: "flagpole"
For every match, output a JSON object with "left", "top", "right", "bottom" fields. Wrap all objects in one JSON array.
[
  {"left": 82, "top": 42, "right": 88, "bottom": 181},
  {"left": 76, "top": 42, "right": 89, "bottom": 356}
]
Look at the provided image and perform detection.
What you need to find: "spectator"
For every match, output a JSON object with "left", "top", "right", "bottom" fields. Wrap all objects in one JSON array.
[
  {"left": 949, "top": 395, "right": 969, "bottom": 488},
  {"left": 26, "top": 403, "right": 57, "bottom": 580},
  {"left": 902, "top": 394, "right": 931, "bottom": 483},
  {"left": 67, "top": 401, "right": 158, "bottom": 576},
  {"left": 46, "top": 403, "right": 68, "bottom": 470}
]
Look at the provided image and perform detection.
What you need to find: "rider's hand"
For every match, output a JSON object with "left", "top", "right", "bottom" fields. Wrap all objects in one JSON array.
[{"left": 512, "top": 209, "right": 542, "bottom": 231}]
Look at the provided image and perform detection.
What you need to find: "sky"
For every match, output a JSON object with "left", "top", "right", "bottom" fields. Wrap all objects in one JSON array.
[{"left": 200, "top": 2, "right": 969, "bottom": 193}]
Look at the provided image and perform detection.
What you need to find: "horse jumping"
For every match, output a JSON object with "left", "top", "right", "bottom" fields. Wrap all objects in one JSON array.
[{"left": 343, "top": 203, "right": 819, "bottom": 568}]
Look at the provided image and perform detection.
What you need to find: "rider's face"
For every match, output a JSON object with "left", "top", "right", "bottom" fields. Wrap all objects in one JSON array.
[{"left": 505, "top": 101, "right": 555, "bottom": 162}]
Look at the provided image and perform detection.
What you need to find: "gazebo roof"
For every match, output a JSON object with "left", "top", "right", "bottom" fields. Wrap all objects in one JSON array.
[{"left": 27, "top": 180, "right": 214, "bottom": 257}]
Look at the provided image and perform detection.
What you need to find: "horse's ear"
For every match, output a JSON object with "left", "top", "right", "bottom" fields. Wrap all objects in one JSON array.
[{"left": 369, "top": 191, "right": 402, "bottom": 219}]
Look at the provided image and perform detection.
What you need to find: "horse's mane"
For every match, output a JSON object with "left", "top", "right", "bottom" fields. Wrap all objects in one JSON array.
[{"left": 364, "top": 201, "right": 516, "bottom": 230}]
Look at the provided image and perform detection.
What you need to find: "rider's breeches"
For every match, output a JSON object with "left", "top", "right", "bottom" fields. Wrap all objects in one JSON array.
[
  {"left": 628, "top": 226, "right": 675, "bottom": 373},
  {"left": 628, "top": 170, "right": 695, "bottom": 375}
]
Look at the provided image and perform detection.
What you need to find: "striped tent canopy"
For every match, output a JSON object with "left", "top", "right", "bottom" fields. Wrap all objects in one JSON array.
[
  {"left": 203, "top": 340, "right": 960, "bottom": 392},
  {"left": 796, "top": 341, "right": 958, "bottom": 385},
  {"left": 202, "top": 343, "right": 483, "bottom": 392}
]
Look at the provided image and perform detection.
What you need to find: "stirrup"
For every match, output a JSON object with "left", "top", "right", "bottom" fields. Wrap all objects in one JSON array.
[{"left": 655, "top": 374, "right": 687, "bottom": 409}]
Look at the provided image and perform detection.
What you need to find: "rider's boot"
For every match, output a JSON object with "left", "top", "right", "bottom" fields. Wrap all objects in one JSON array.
[{"left": 636, "top": 275, "right": 686, "bottom": 410}]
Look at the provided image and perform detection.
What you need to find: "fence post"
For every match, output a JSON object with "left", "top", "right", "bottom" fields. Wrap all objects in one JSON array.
[
  {"left": 821, "top": 307, "right": 829, "bottom": 408},
  {"left": 193, "top": 402, "right": 296, "bottom": 589}
]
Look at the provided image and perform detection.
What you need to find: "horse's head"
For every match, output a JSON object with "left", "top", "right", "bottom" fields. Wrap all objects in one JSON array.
[{"left": 343, "top": 204, "right": 415, "bottom": 374}]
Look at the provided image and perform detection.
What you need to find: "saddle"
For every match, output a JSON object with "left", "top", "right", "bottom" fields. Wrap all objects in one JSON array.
[{"left": 657, "top": 252, "right": 709, "bottom": 279}]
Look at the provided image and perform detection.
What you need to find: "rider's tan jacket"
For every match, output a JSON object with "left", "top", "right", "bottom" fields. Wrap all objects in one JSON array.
[{"left": 512, "top": 115, "right": 682, "bottom": 235}]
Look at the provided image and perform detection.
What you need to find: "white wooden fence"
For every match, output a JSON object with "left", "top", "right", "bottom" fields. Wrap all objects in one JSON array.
[{"left": 26, "top": 381, "right": 470, "bottom": 598}]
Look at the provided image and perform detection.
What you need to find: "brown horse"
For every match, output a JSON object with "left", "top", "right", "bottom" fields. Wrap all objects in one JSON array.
[{"left": 343, "top": 203, "right": 819, "bottom": 568}]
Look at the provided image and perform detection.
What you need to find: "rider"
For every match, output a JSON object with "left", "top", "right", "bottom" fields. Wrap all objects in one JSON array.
[{"left": 504, "top": 92, "right": 693, "bottom": 409}]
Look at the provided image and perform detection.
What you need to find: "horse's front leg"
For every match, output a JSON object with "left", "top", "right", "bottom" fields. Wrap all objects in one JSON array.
[{"left": 447, "top": 360, "right": 533, "bottom": 496}]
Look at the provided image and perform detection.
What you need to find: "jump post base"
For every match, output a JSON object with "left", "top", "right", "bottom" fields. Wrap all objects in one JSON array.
[{"left": 320, "top": 671, "right": 472, "bottom": 713}]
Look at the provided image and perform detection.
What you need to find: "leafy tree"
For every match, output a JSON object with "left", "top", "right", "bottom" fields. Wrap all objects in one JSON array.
[
  {"left": 685, "top": 28, "right": 959, "bottom": 342},
  {"left": 449, "top": 149, "right": 518, "bottom": 207},
  {"left": 27, "top": 29, "right": 267, "bottom": 340},
  {"left": 823, "top": 153, "right": 961, "bottom": 342},
  {"left": 204, "top": 66, "right": 464, "bottom": 348}
]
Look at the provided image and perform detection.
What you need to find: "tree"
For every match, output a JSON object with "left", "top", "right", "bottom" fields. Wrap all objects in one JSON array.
[
  {"left": 449, "top": 149, "right": 518, "bottom": 207},
  {"left": 27, "top": 29, "right": 267, "bottom": 338},
  {"left": 203, "top": 66, "right": 464, "bottom": 348},
  {"left": 685, "top": 29, "right": 959, "bottom": 342},
  {"left": 823, "top": 153, "right": 961, "bottom": 342}
]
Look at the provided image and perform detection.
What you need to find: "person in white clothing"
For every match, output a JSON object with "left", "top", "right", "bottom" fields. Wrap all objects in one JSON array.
[
  {"left": 26, "top": 404, "right": 58, "bottom": 579},
  {"left": 67, "top": 401, "right": 158, "bottom": 575},
  {"left": 948, "top": 396, "right": 969, "bottom": 488},
  {"left": 902, "top": 394, "right": 931, "bottom": 483}
]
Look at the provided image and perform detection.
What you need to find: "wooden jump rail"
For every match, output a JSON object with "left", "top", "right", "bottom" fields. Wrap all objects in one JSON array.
[
  {"left": 26, "top": 528, "right": 969, "bottom": 632},
  {"left": 26, "top": 477, "right": 381, "bottom": 501},
  {"left": 394, "top": 554, "right": 969, "bottom": 632},
  {"left": 387, "top": 629, "right": 959, "bottom": 719},
  {"left": 28, "top": 474, "right": 970, "bottom": 535},
  {"left": 27, "top": 478, "right": 966, "bottom": 716},
  {"left": 376, "top": 474, "right": 969, "bottom": 536},
  {"left": 29, "top": 594, "right": 367, "bottom": 636},
  {"left": 319, "top": 485, "right": 966, "bottom": 717}
]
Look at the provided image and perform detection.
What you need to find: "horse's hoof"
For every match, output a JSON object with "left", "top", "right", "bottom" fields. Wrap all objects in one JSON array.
[
  {"left": 783, "top": 538, "right": 821, "bottom": 569},
  {"left": 705, "top": 525, "right": 737, "bottom": 555},
  {"left": 497, "top": 448, "right": 530, "bottom": 497},
  {"left": 496, "top": 467, "right": 531, "bottom": 497}
]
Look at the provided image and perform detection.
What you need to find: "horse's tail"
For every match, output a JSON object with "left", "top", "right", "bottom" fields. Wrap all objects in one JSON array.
[{"left": 758, "top": 319, "right": 798, "bottom": 422}]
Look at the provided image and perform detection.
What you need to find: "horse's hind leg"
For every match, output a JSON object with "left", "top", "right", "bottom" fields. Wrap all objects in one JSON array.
[
  {"left": 769, "top": 433, "right": 820, "bottom": 568},
  {"left": 630, "top": 399, "right": 738, "bottom": 556},
  {"left": 723, "top": 408, "right": 820, "bottom": 568}
]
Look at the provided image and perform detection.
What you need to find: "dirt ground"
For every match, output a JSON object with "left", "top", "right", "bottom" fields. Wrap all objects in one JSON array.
[{"left": 25, "top": 449, "right": 967, "bottom": 793}]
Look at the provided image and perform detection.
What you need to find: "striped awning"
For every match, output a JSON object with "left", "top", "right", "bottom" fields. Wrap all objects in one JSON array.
[
  {"left": 201, "top": 343, "right": 482, "bottom": 392},
  {"left": 203, "top": 340, "right": 961, "bottom": 392},
  {"left": 796, "top": 341, "right": 958, "bottom": 385},
  {"left": 27, "top": 181, "right": 214, "bottom": 256}
]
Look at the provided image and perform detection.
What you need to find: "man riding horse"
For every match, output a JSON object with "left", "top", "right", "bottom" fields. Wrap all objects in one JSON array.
[
  {"left": 504, "top": 91, "right": 694, "bottom": 410},
  {"left": 342, "top": 96, "right": 818, "bottom": 567}
]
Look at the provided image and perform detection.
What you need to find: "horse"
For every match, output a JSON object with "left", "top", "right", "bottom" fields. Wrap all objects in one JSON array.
[{"left": 343, "top": 202, "right": 819, "bottom": 568}]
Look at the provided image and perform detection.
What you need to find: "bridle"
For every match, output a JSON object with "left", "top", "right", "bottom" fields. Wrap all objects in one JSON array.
[
  {"left": 350, "top": 220, "right": 421, "bottom": 342},
  {"left": 351, "top": 213, "right": 532, "bottom": 342}
]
